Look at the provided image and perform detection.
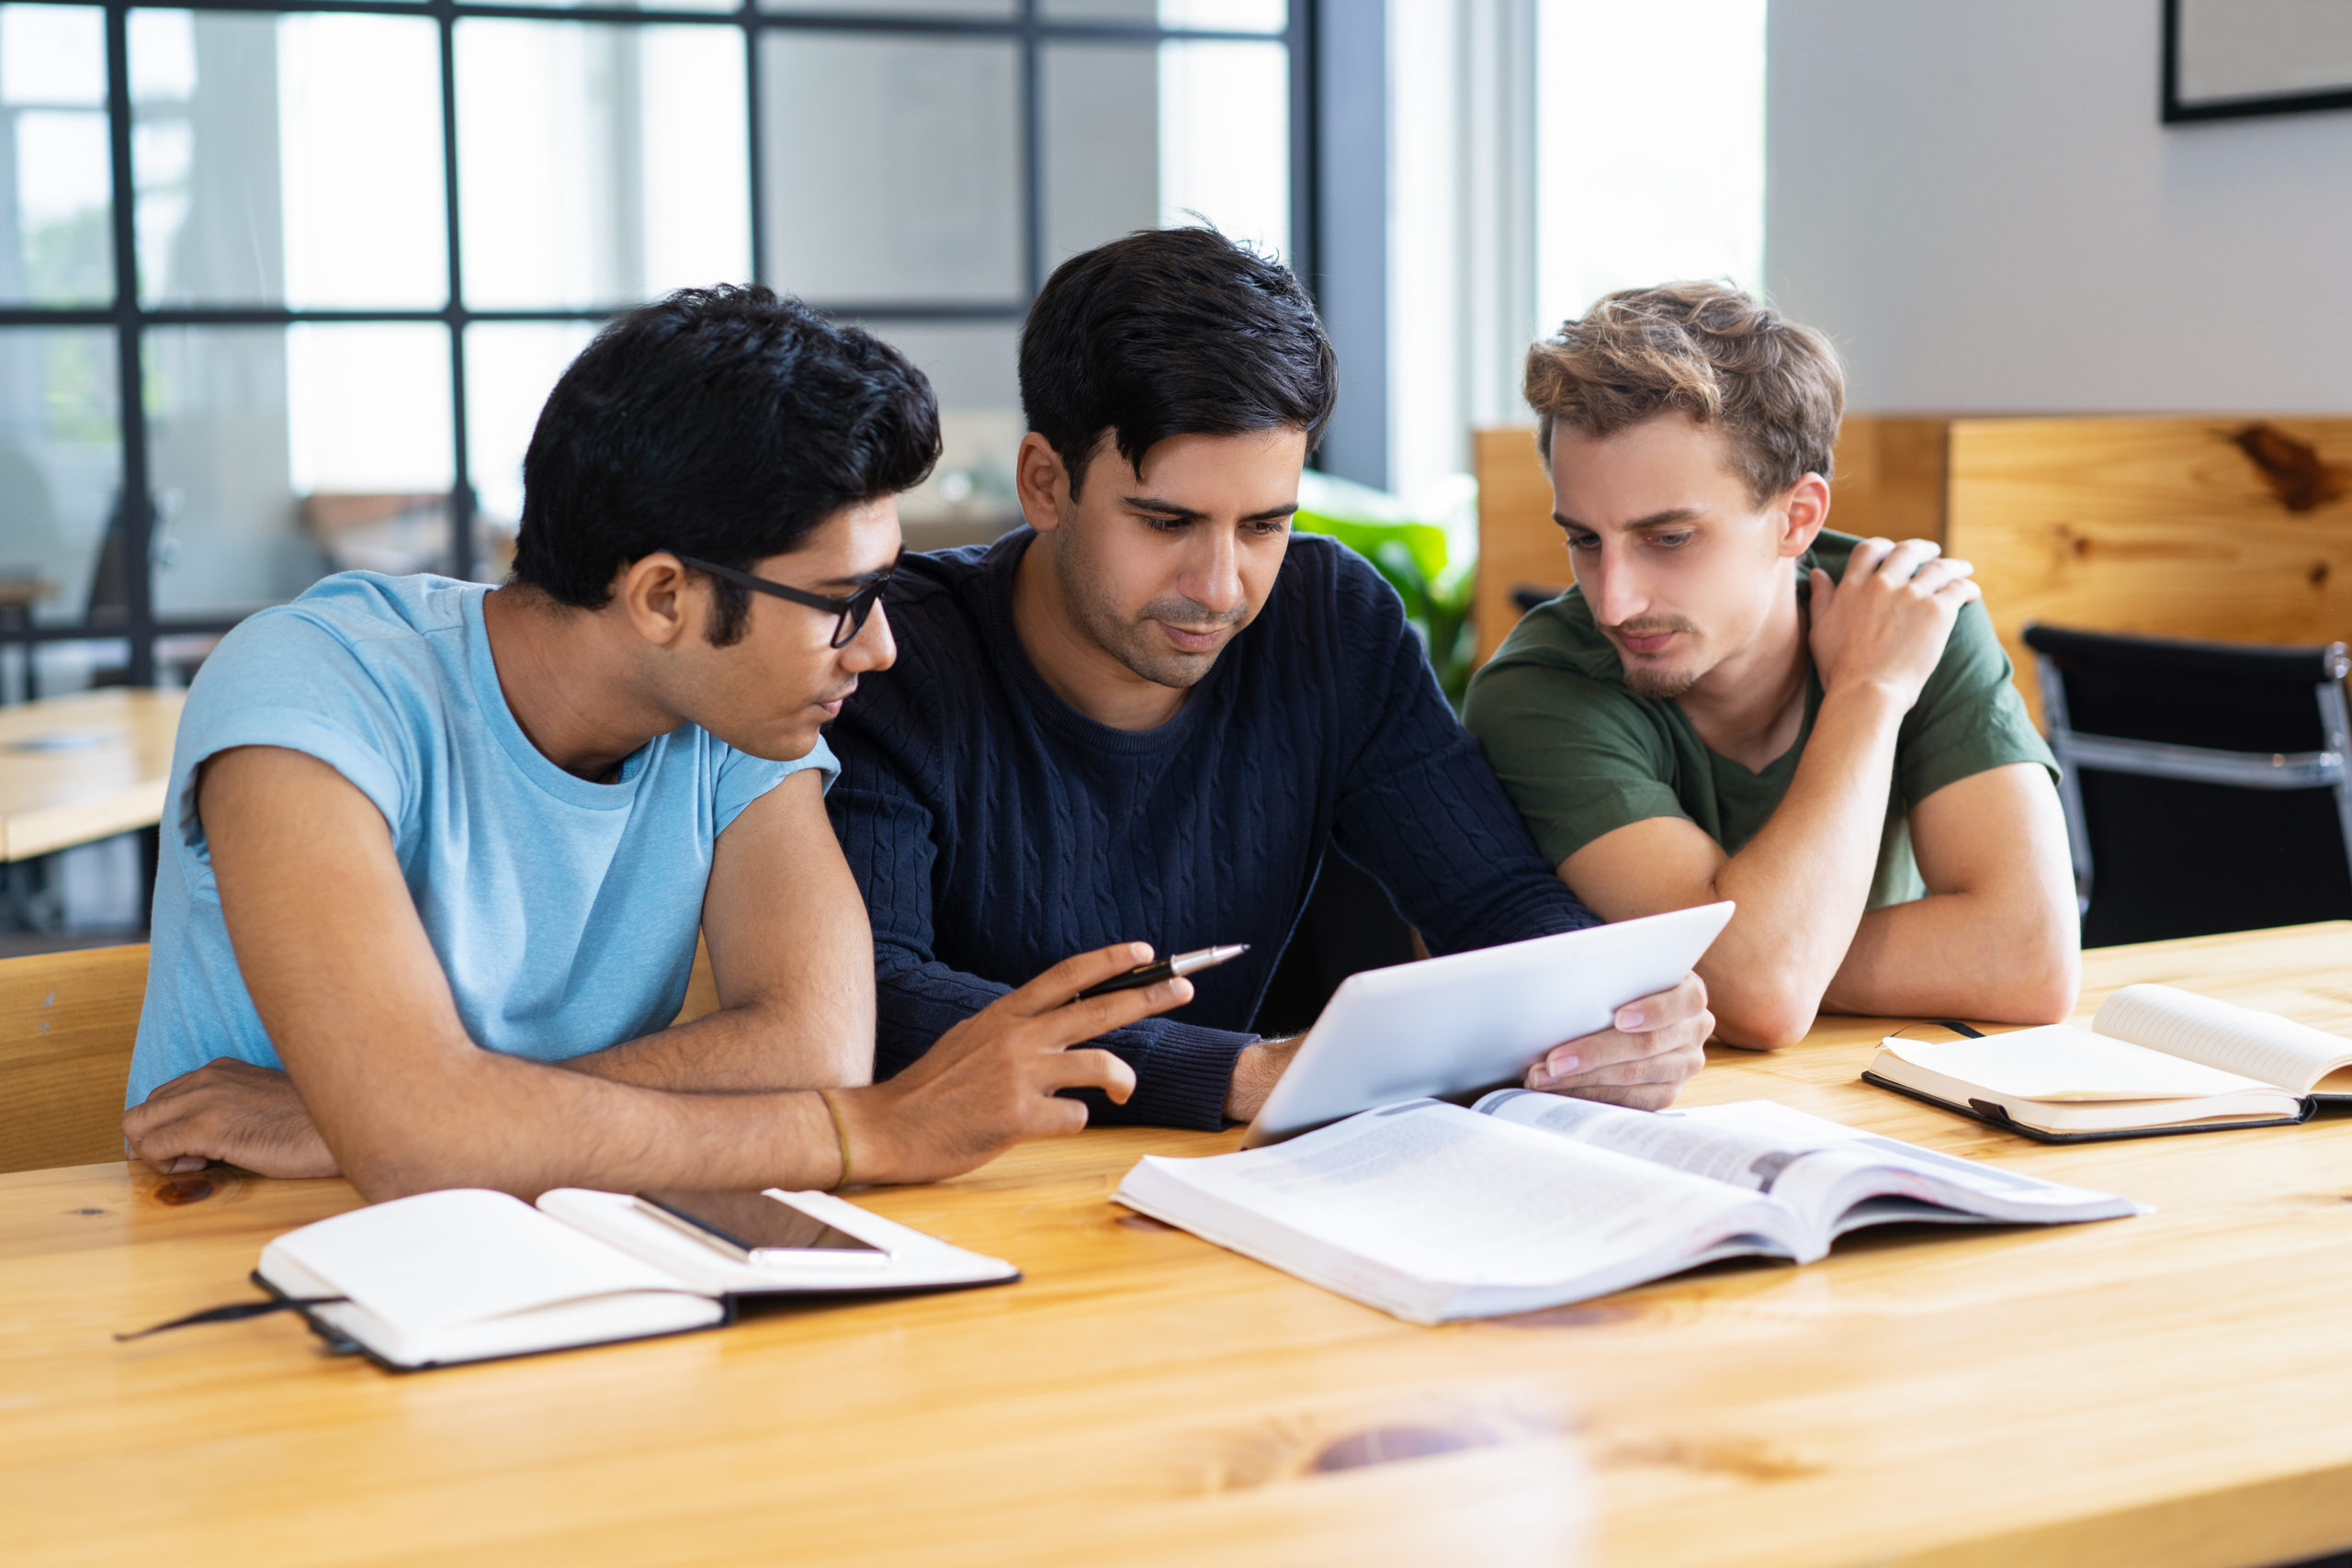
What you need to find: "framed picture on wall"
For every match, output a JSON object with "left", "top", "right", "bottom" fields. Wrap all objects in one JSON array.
[{"left": 2164, "top": 0, "right": 2352, "bottom": 122}]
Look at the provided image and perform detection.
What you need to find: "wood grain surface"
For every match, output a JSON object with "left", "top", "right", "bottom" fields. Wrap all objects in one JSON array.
[
  {"left": 12, "top": 924, "right": 2352, "bottom": 1567},
  {"left": 1473, "top": 425, "right": 1566, "bottom": 665},
  {"left": 1828, "top": 415, "right": 1953, "bottom": 547},
  {"left": 1944, "top": 416, "right": 2352, "bottom": 725},
  {"left": 0, "top": 942, "right": 143, "bottom": 1173},
  {"left": 0, "top": 688, "right": 184, "bottom": 862}
]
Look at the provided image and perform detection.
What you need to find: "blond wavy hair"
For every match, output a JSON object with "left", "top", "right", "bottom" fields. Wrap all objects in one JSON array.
[{"left": 1524, "top": 281, "right": 1844, "bottom": 502}]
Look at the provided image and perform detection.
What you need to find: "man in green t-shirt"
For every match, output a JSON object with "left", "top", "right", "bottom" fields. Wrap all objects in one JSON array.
[{"left": 1464, "top": 282, "right": 2078, "bottom": 1050}]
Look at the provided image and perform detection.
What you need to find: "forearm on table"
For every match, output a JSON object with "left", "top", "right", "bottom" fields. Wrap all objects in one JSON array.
[
  {"left": 1696, "top": 683, "right": 1909, "bottom": 1047},
  {"left": 310, "top": 1049, "right": 850, "bottom": 1202},
  {"left": 1824, "top": 879, "right": 2080, "bottom": 1024}
]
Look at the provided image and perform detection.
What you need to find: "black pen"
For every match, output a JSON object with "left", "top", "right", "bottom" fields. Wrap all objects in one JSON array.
[{"left": 1075, "top": 943, "right": 1250, "bottom": 999}]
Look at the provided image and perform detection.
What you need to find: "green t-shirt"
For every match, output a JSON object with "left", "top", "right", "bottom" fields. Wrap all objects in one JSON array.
[{"left": 1461, "top": 530, "right": 2056, "bottom": 910}]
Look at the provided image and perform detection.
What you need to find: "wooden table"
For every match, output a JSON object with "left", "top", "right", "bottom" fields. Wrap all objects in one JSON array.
[
  {"left": 0, "top": 688, "right": 184, "bottom": 863},
  {"left": 13, "top": 924, "right": 2352, "bottom": 1567}
]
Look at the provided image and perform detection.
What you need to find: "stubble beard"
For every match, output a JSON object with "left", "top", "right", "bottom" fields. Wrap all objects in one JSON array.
[
  {"left": 1053, "top": 525, "right": 1247, "bottom": 691},
  {"left": 1622, "top": 662, "right": 1702, "bottom": 700},
  {"left": 1610, "top": 618, "right": 1705, "bottom": 701}
]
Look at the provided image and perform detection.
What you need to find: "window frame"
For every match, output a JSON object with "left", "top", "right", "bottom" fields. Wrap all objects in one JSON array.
[{"left": 0, "top": 0, "right": 1317, "bottom": 688}]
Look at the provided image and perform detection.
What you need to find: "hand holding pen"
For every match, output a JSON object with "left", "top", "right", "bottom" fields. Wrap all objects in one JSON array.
[{"left": 1074, "top": 943, "right": 1249, "bottom": 1000}]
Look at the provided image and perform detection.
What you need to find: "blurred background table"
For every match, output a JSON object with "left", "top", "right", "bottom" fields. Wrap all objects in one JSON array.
[{"left": 0, "top": 688, "right": 183, "bottom": 864}]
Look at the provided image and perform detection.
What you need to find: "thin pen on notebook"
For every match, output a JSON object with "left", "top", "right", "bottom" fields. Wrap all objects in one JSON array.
[{"left": 1075, "top": 944, "right": 1249, "bottom": 1000}]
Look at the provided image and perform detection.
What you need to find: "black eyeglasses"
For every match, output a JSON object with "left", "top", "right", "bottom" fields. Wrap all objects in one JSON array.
[{"left": 676, "top": 553, "right": 900, "bottom": 649}]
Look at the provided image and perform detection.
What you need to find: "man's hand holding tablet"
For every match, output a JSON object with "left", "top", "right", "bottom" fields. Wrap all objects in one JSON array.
[{"left": 1519, "top": 971, "right": 1713, "bottom": 1110}]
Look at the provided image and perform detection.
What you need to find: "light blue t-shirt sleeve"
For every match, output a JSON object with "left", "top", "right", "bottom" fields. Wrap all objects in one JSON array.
[
  {"left": 714, "top": 733, "right": 837, "bottom": 836},
  {"left": 166, "top": 608, "right": 420, "bottom": 874}
]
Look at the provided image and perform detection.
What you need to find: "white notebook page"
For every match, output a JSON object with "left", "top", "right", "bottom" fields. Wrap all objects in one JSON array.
[
  {"left": 271, "top": 1189, "right": 695, "bottom": 1336},
  {"left": 2095, "top": 984, "right": 2352, "bottom": 1092},
  {"left": 1880, "top": 1025, "right": 2268, "bottom": 1100}
]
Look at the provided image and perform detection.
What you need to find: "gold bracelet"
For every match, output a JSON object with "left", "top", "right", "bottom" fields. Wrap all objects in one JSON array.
[{"left": 816, "top": 1089, "right": 854, "bottom": 1189}]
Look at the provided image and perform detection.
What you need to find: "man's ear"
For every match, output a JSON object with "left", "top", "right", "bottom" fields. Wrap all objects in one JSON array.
[
  {"left": 611, "top": 553, "right": 698, "bottom": 649},
  {"left": 1776, "top": 471, "right": 1832, "bottom": 558},
  {"left": 1014, "top": 432, "right": 1074, "bottom": 536}
]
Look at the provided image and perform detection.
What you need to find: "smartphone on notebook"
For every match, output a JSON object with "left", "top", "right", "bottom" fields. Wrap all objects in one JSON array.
[{"left": 633, "top": 1190, "right": 891, "bottom": 1269}]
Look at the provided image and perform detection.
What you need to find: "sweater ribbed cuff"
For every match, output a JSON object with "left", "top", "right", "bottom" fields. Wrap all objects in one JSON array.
[{"left": 1079, "top": 1022, "right": 1253, "bottom": 1131}]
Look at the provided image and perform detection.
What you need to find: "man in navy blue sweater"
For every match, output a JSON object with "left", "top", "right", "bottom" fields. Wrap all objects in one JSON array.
[{"left": 826, "top": 230, "right": 1714, "bottom": 1132}]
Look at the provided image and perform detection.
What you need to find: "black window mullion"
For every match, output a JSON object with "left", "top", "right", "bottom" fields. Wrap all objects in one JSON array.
[
  {"left": 742, "top": 0, "right": 766, "bottom": 289},
  {"left": 9, "top": 0, "right": 1300, "bottom": 668},
  {"left": 104, "top": 1, "right": 156, "bottom": 686},
  {"left": 1289, "top": 0, "right": 1317, "bottom": 320},
  {"left": 435, "top": 0, "right": 476, "bottom": 581},
  {"left": 1018, "top": 0, "right": 1043, "bottom": 298}
]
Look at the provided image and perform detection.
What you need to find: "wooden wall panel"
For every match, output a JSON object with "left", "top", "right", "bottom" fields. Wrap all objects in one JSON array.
[
  {"left": 1472, "top": 416, "right": 1951, "bottom": 667},
  {"left": 0, "top": 943, "right": 145, "bottom": 1173},
  {"left": 1944, "top": 416, "right": 2352, "bottom": 726},
  {"left": 1471, "top": 426, "right": 1565, "bottom": 665},
  {"left": 1827, "top": 416, "right": 1950, "bottom": 546}
]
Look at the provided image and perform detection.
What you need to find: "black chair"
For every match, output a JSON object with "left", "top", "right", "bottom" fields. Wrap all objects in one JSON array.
[{"left": 2022, "top": 623, "right": 2352, "bottom": 947}]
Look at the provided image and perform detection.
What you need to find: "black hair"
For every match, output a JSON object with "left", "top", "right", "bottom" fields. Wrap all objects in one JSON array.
[
  {"left": 1018, "top": 228, "right": 1337, "bottom": 496},
  {"left": 512, "top": 285, "right": 941, "bottom": 645}
]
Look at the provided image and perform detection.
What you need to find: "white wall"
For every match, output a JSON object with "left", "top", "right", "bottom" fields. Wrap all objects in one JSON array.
[
  {"left": 1766, "top": 0, "right": 2352, "bottom": 412},
  {"left": 1387, "top": 0, "right": 1537, "bottom": 506}
]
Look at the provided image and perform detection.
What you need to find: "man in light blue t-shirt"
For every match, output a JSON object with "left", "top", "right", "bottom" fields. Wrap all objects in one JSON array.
[{"left": 122, "top": 288, "right": 1192, "bottom": 1201}]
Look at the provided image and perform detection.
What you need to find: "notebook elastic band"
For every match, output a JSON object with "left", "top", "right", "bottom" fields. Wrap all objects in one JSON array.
[{"left": 114, "top": 1295, "right": 349, "bottom": 1342}]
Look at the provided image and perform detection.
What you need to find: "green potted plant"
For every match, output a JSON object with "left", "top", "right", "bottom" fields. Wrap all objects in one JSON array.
[{"left": 1294, "top": 471, "right": 1480, "bottom": 708}]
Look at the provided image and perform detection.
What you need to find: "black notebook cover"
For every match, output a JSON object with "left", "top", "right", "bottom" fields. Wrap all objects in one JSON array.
[
  {"left": 1860, "top": 1071, "right": 2318, "bottom": 1144},
  {"left": 253, "top": 1266, "right": 1025, "bottom": 1373}
]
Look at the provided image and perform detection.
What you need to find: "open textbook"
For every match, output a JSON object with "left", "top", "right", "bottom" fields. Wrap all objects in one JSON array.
[
  {"left": 1868, "top": 984, "right": 2352, "bottom": 1139},
  {"left": 1114, "top": 1092, "right": 2136, "bottom": 1324},
  {"left": 251, "top": 1187, "right": 1017, "bottom": 1370}
]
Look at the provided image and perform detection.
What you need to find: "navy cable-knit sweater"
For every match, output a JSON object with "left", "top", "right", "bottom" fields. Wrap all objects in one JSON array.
[{"left": 823, "top": 528, "right": 1599, "bottom": 1130}]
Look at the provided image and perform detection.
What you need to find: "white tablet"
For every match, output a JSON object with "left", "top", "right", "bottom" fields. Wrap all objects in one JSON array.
[{"left": 1239, "top": 902, "right": 1736, "bottom": 1147}]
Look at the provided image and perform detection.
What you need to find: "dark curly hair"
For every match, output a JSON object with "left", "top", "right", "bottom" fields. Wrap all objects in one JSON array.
[{"left": 513, "top": 285, "right": 941, "bottom": 644}]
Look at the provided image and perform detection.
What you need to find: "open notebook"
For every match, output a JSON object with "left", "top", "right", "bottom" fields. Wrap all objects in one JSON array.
[
  {"left": 254, "top": 1187, "right": 1018, "bottom": 1370},
  {"left": 1114, "top": 1092, "right": 2135, "bottom": 1324},
  {"left": 1867, "top": 984, "right": 2352, "bottom": 1139}
]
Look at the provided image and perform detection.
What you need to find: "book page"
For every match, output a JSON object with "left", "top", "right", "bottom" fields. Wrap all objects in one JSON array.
[
  {"left": 2095, "top": 984, "right": 2352, "bottom": 1092},
  {"left": 1131, "top": 1100, "right": 1790, "bottom": 1290},
  {"left": 1678, "top": 1100, "right": 2116, "bottom": 1205},
  {"left": 1477, "top": 1094, "right": 2138, "bottom": 1239},
  {"left": 1475, "top": 1088, "right": 1834, "bottom": 1191},
  {"left": 271, "top": 1189, "right": 700, "bottom": 1336},
  {"left": 1879, "top": 1024, "right": 2270, "bottom": 1100}
]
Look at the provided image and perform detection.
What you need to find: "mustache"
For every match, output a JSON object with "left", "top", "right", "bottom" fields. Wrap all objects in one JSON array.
[
  {"left": 1142, "top": 596, "right": 1249, "bottom": 633},
  {"left": 1604, "top": 616, "right": 1700, "bottom": 639}
]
